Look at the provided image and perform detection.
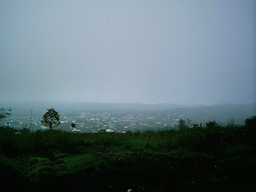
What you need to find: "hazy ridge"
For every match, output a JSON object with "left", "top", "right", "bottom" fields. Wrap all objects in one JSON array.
[{"left": 1, "top": 101, "right": 255, "bottom": 126}]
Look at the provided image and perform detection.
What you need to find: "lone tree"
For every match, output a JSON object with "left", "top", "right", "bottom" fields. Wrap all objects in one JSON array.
[{"left": 41, "top": 108, "right": 60, "bottom": 131}]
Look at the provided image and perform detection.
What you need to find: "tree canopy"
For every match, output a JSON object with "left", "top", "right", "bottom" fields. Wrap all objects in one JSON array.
[
  {"left": 178, "top": 119, "right": 189, "bottom": 130},
  {"left": 245, "top": 116, "right": 256, "bottom": 127},
  {"left": 0, "top": 108, "right": 12, "bottom": 121},
  {"left": 41, "top": 108, "right": 60, "bottom": 131}
]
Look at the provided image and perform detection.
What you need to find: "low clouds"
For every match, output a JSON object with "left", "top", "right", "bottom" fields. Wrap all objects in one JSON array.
[{"left": 0, "top": 0, "right": 255, "bottom": 105}]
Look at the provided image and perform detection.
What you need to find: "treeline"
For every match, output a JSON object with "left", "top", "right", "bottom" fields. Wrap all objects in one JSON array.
[{"left": 0, "top": 116, "right": 255, "bottom": 157}]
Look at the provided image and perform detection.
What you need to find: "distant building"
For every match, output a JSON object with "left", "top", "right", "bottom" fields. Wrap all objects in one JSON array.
[
  {"left": 72, "top": 128, "right": 81, "bottom": 133},
  {"left": 40, "top": 125, "right": 48, "bottom": 129}
]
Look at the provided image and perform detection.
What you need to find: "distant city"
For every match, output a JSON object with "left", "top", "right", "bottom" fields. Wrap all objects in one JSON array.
[{"left": 1, "top": 102, "right": 255, "bottom": 133}]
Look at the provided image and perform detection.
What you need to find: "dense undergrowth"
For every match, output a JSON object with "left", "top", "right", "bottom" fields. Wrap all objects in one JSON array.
[{"left": 0, "top": 116, "right": 255, "bottom": 191}]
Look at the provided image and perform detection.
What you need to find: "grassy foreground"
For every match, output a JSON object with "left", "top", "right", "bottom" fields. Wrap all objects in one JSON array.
[{"left": 0, "top": 118, "right": 255, "bottom": 191}]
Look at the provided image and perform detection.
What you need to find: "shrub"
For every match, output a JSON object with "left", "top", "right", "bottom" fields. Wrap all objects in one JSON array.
[
  {"left": 126, "top": 130, "right": 133, "bottom": 134},
  {"left": 26, "top": 157, "right": 57, "bottom": 183},
  {"left": 1, "top": 135, "right": 24, "bottom": 157},
  {"left": 218, "top": 143, "right": 254, "bottom": 157},
  {"left": 0, "top": 154, "right": 27, "bottom": 189},
  {"left": 205, "top": 120, "right": 219, "bottom": 128},
  {"left": 58, "top": 154, "right": 108, "bottom": 175},
  {"left": 134, "top": 130, "right": 141, "bottom": 136},
  {"left": 245, "top": 116, "right": 256, "bottom": 127}
]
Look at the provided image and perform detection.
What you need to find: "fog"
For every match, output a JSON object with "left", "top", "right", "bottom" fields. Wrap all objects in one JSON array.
[{"left": 1, "top": 0, "right": 255, "bottom": 105}]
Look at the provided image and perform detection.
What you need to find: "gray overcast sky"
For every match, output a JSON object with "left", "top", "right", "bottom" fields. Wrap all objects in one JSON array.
[{"left": 0, "top": 0, "right": 255, "bottom": 105}]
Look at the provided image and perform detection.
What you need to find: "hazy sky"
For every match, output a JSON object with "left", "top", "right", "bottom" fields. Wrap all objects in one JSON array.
[{"left": 1, "top": 0, "right": 255, "bottom": 105}]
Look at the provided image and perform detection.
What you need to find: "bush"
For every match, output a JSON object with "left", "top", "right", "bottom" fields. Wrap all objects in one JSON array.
[
  {"left": 134, "top": 130, "right": 141, "bottom": 136},
  {"left": 172, "top": 127, "right": 231, "bottom": 152},
  {"left": 20, "top": 128, "right": 30, "bottom": 133},
  {"left": 125, "top": 130, "right": 133, "bottom": 134},
  {"left": 26, "top": 157, "right": 57, "bottom": 183},
  {"left": 58, "top": 154, "right": 108, "bottom": 175},
  {"left": 0, "top": 135, "right": 24, "bottom": 157},
  {"left": 245, "top": 116, "right": 256, "bottom": 127},
  {"left": 206, "top": 120, "right": 218, "bottom": 128},
  {"left": 0, "top": 154, "right": 28, "bottom": 189}
]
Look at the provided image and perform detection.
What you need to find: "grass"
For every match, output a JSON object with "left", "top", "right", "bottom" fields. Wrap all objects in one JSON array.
[
  {"left": 0, "top": 119, "right": 255, "bottom": 191},
  {"left": 57, "top": 154, "right": 108, "bottom": 175}
]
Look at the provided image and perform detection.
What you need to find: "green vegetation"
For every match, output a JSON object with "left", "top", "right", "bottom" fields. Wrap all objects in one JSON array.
[
  {"left": 0, "top": 116, "right": 255, "bottom": 191},
  {"left": 41, "top": 108, "right": 60, "bottom": 131},
  {"left": 0, "top": 107, "right": 12, "bottom": 121}
]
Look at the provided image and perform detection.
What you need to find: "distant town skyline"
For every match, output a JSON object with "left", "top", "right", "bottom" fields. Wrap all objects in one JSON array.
[{"left": 1, "top": 0, "right": 255, "bottom": 105}]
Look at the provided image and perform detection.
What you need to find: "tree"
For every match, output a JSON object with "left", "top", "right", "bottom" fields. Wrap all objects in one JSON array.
[
  {"left": 41, "top": 108, "right": 60, "bottom": 131},
  {"left": 98, "top": 129, "right": 106, "bottom": 133},
  {"left": 245, "top": 116, "right": 256, "bottom": 127},
  {"left": 178, "top": 119, "right": 189, "bottom": 130},
  {"left": 0, "top": 108, "right": 12, "bottom": 121},
  {"left": 187, "top": 118, "right": 192, "bottom": 127},
  {"left": 227, "top": 118, "right": 235, "bottom": 128},
  {"left": 71, "top": 122, "right": 76, "bottom": 128},
  {"left": 192, "top": 123, "right": 200, "bottom": 129},
  {"left": 206, "top": 120, "right": 218, "bottom": 128}
]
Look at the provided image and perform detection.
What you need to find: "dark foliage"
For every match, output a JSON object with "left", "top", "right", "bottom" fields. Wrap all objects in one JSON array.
[
  {"left": 0, "top": 107, "right": 12, "bottom": 120},
  {"left": 0, "top": 115, "right": 256, "bottom": 191},
  {"left": 206, "top": 120, "right": 218, "bottom": 128},
  {"left": 245, "top": 115, "right": 256, "bottom": 127},
  {"left": 41, "top": 108, "right": 60, "bottom": 131}
]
